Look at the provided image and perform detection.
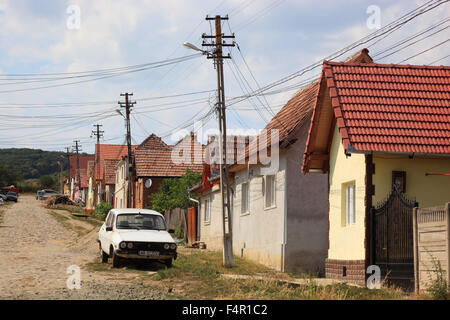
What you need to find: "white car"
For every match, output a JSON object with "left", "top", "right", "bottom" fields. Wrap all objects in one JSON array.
[{"left": 98, "top": 208, "right": 177, "bottom": 268}]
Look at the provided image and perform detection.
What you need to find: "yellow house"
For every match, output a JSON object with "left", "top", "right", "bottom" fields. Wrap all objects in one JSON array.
[{"left": 302, "top": 59, "right": 450, "bottom": 287}]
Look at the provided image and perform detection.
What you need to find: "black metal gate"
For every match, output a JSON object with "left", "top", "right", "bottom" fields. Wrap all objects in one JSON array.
[{"left": 370, "top": 185, "right": 418, "bottom": 289}]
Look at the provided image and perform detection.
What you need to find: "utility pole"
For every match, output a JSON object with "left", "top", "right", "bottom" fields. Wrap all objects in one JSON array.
[
  {"left": 57, "top": 160, "right": 63, "bottom": 194},
  {"left": 202, "top": 15, "right": 235, "bottom": 267},
  {"left": 118, "top": 93, "right": 136, "bottom": 208},
  {"left": 92, "top": 124, "right": 104, "bottom": 204},
  {"left": 65, "top": 147, "right": 71, "bottom": 195},
  {"left": 72, "top": 140, "right": 82, "bottom": 201},
  {"left": 91, "top": 124, "right": 105, "bottom": 205}
]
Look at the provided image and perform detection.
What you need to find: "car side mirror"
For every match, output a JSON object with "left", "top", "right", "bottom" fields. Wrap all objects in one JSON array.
[
  {"left": 168, "top": 229, "right": 175, "bottom": 234},
  {"left": 106, "top": 226, "right": 113, "bottom": 232}
]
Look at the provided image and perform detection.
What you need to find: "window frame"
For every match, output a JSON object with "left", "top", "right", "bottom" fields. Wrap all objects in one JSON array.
[
  {"left": 344, "top": 182, "right": 356, "bottom": 226},
  {"left": 264, "top": 174, "right": 276, "bottom": 209},
  {"left": 241, "top": 182, "right": 250, "bottom": 215},
  {"left": 204, "top": 197, "right": 211, "bottom": 224}
]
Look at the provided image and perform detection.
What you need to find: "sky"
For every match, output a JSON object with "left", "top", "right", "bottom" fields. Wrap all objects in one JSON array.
[{"left": 0, "top": 0, "right": 449, "bottom": 153}]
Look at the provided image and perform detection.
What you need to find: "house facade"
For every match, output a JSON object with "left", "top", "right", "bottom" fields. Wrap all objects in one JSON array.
[
  {"left": 134, "top": 133, "right": 203, "bottom": 209},
  {"left": 114, "top": 156, "right": 129, "bottom": 209},
  {"left": 69, "top": 155, "right": 95, "bottom": 202},
  {"left": 302, "top": 59, "right": 450, "bottom": 285},
  {"left": 192, "top": 49, "right": 373, "bottom": 275}
]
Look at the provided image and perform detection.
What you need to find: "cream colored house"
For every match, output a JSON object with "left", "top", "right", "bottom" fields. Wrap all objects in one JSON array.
[
  {"left": 114, "top": 156, "right": 129, "bottom": 209},
  {"left": 303, "top": 59, "right": 450, "bottom": 287}
]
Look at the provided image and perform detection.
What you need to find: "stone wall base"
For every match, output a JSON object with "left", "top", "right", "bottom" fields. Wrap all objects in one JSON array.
[{"left": 325, "top": 258, "right": 366, "bottom": 286}]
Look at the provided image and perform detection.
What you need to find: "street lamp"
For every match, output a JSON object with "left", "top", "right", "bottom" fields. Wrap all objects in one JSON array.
[
  {"left": 115, "top": 109, "right": 124, "bottom": 117},
  {"left": 183, "top": 42, "right": 208, "bottom": 54}
]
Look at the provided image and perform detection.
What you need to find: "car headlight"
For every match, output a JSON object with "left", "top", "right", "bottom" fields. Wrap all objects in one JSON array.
[
  {"left": 163, "top": 243, "right": 170, "bottom": 250},
  {"left": 127, "top": 242, "right": 134, "bottom": 249},
  {"left": 120, "top": 242, "right": 127, "bottom": 249},
  {"left": 170, "top": 243, "right": 177, "bottom": 250}
]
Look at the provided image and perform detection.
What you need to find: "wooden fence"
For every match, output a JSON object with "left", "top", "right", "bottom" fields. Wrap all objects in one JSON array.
[{"left": 413, "top": 203, "right": 450, "bottom": 293}]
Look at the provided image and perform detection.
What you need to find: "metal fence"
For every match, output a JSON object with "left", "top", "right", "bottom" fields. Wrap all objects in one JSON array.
[{"left": 413, "top": 203, "right": 450, "bottom": 293}]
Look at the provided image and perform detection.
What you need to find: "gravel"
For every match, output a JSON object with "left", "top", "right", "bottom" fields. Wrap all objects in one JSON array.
[{"left": 0, "top": 195, "right": 167, "bottom": 300}]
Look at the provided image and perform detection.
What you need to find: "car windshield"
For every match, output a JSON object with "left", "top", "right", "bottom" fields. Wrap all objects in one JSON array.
[
  {"left": 116, "top": 213, "right": 166, "bottom": 230},
  {"left": 7, "top": 192, "right": 17, "bottom": 196}
]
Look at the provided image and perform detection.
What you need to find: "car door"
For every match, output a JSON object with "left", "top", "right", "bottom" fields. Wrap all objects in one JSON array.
[
  {"left": 105, "top": 213, "right": 116, "bottom": 252},
  {"left": 99, "top": 211, "right": 113, "bottom": 252}
]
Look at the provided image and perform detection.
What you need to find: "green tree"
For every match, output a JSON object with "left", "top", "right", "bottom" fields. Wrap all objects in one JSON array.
[
  {"left": 39, "top": 175, "right": 55, "bottom": 188},
  {"left": 150, "top": 169, "right": 202, "bottom": 213}
]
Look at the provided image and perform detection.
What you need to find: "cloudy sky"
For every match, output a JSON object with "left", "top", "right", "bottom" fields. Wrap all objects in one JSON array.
[{"left": 0, "top": 0, "right": 448, "bottom": 153}]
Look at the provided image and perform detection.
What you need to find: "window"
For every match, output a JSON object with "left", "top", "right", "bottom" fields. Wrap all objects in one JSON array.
[
  {"left": 204, "top": 198, "right": 211, "bottom": 223},
  {"left": 265, "top": 175, "right": 276, "bottom": 208},
  {"left": 392, "top": 171, "right": 406, "bottom": 192},
  {"left": 345, "top": 182, "right": 356, "bottom": 225},
  {"left": 241, "top": 182, "right": 249, "bottom": 214}
]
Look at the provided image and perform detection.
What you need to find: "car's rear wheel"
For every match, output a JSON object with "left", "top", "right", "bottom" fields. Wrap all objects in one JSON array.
[{"left": 99, "top": 244, "right": 108, "bottom": 263}]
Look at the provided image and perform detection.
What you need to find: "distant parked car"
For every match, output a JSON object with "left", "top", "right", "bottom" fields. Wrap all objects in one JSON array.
[
  {"left": 38, "top": 189, "right": 59, "bottom": 200},
  {"left": 36, "top": 190, "right": 44, "bottom": 200},
  {"left": 98, "top": 209, "right": 177, "bottom": 268},
  {"left": 6, "top": 192, "right": 18, "bottom": 202},
  {"left": 0, "top": 194, "right": 6, "bottom": 201}
]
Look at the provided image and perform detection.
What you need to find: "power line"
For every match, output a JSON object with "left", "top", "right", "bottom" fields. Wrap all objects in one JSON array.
[{"left": 397, "top": 37, "right": 450, "bottom": 63}]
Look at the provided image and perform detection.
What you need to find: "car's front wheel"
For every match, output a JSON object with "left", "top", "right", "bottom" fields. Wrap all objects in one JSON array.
[
  {"left": 110, "top": 247, "right": 121, "bottom": 268},
  {"left": 164, "top": 258, "right": 173, "bottom": 268},
  {"left": 99, "top": 244, "right": 108, "bottom": 263}
]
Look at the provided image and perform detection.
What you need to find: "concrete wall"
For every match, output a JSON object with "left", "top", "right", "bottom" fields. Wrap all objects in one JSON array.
[
  {"left": 284, "top": 123, "right": 329, "bottom": 275},
  {"left": 232, "top": 159, "right": 287, "bottom": 271},
  {"left": 328, "top": 126, "right": 366, "bottom": 260},
  {"left": 198, "top": 186, "right": 223, "bottom": 251},
  {"left": 114, "top": 160, "right": 128, "bottom": 208},
  {"left": 135, "top": 177, "right": 164, "bottom": 209},
  {"left": 373, "top": 155, "right": 450, "bottom": 208}
]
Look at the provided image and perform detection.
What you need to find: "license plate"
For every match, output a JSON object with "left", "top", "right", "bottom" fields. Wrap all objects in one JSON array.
[{"left": 138, "top": 250, "right": 160, "bottom": 256}]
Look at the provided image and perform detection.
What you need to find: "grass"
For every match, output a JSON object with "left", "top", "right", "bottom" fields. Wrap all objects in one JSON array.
[
  {"left": 47, "top": 210, "right": 96, "bottom": 236},
  {"left": 85, "top": 248, "right": 411, "bottom": 300}
]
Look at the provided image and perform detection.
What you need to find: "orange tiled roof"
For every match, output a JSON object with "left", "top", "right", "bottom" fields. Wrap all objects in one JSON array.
[
  {"left": 303, "top": 61, "right": 450, "bottom": 172},
  {"left": 134, "top": 148, "right": 203, "bottom": 177},
  {"left": 137, "top": 133, "right": 171, "bottom": 150},
  {"left": 95, "top": 144, "right": 137, "bottom": 181},
  {"left": 69, "top": 155, "right": 95, "bottom": 179},
  {"left": 235, "top": 49, "right": 374, "bottom": 165},
  {"left": 104, "top": 159, "right": 119, "bottom": 185}
]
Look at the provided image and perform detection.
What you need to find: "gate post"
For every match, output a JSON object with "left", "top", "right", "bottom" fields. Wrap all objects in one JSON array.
[
  {"left": 370, "top": 207, "right": 375, "bottom": 266},
  {"left": 413, "top": 207, "right": 419, "bottom": 294}
]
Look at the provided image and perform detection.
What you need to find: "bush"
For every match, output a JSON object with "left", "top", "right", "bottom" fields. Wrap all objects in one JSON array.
[{"left": 93, "top": 201, "right": 112, "bottom": 221}]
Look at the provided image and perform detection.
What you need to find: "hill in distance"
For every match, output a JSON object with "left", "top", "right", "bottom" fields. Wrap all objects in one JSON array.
[{"left": 0, "top": 148, "right": 92, "bottom": 180}]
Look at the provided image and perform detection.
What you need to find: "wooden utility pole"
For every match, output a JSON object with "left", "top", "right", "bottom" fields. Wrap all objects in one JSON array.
[
  {"left": 65, "top": 147, "right": 71, "bottom": 196},
  {"left": 57, "top": 160, "right": 63, "bottom": 194},
  {"left": 72, "top": 140, "right": 82, "bottom": 201},
  {"left": 118, "top": 93, "right": 136, "bottom": 208},
  {"left": 92, "top": 124, "right": 104, "bottom": 181},
  {"left": 202, "top": 15, "right": 235, "bottom": 267}
]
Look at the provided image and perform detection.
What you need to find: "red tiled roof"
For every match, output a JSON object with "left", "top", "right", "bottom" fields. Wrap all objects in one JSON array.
[
  {"left": 137, "top": 133, "right": 171, "bottom": 150},
  {"left": 69, "top": 155, "right": 95, "bottom": 179},
  {"left": 303, "top": 61, "right": 450, "bottom": 172},
  {"left": 134, "top": 148, "right": 203, "bottom": 177},
  {"left": 95, "top": 144, "right": 137, "bottom": 181},
  {"left": 234, "top": 49, "right": 374, "bottom": 166},
  {"left": 104, "top": 159, "right": 119, "bottom": 185}
]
